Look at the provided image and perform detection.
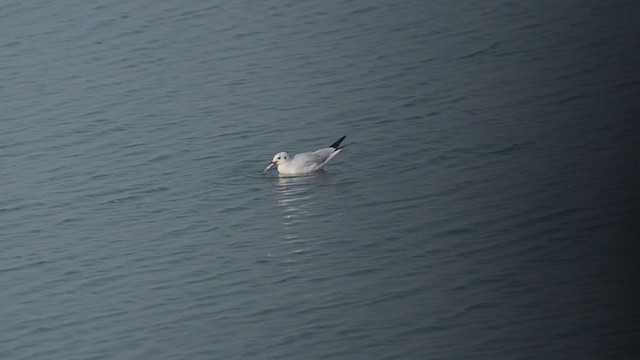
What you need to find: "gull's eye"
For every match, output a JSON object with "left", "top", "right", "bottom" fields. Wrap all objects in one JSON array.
[{"left": 277, "top": 156, "right": 281, "bottom": 160}]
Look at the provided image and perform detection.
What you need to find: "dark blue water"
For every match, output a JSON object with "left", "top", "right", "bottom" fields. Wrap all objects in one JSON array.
[{"left": 1, "top": 0, "right": 639, "bottom": 359}]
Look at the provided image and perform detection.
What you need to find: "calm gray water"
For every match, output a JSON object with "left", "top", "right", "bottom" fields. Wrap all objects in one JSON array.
[{"left": 1, "top": 0, "right": 638, "bottom": 359}]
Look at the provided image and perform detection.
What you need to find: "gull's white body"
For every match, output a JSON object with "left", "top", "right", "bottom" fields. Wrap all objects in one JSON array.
[{"left": 263, "top": 136, "right": 347, "bottom": 176}]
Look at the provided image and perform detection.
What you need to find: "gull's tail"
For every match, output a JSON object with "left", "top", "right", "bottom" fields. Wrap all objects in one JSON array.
[
  {"left": 329, "top": 136, "right": 347, "bottom": 150},
  {"left": 329, "top": 135, "right": 355, "bottom": 151},
  {"left": 317, "top": 136, "right": 352, "bottom": 170}
]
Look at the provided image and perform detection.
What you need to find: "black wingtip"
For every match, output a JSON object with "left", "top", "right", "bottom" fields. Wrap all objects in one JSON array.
[{"left": 329, "top": 135, "right": 347, "bottom": 149}]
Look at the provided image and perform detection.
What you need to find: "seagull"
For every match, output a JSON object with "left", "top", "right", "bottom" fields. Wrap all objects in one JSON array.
[{"left": 263, "top": 136, "right": 348, "bottom": 175}]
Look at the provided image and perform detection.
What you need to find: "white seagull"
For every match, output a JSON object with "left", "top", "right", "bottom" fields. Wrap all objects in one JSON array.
[{"left": 263, "top": 136, "right": 348, "bottom": 176}]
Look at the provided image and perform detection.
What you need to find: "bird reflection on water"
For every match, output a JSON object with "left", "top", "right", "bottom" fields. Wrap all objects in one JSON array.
[
  {"left": 273, "top": 175, "right": 314, "bottom": 255},
  {"left": 272, "top": 172, "right": 342, "bottom": 256}
]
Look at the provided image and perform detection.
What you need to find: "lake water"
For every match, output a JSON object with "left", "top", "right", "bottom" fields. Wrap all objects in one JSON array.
[{"left": 1, "top": 0, "right": 638, "bottom": 359}]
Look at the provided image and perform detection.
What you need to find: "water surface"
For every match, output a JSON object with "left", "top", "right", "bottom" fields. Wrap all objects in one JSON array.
[{"left": 1, "top": 0, "right": 638, "bottom": 359}]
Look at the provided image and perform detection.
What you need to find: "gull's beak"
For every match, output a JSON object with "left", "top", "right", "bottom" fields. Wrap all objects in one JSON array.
[{"left": 263, "top": 161, "right": 276, "bottom": 174}]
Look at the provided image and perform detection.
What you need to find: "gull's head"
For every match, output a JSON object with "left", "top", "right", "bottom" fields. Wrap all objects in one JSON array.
[
  {"left": 271, "top": 152, "right": 289, "bottom": 164},
  {"left": 263, "top": 152, "right": 289, "bottom": 174}
]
